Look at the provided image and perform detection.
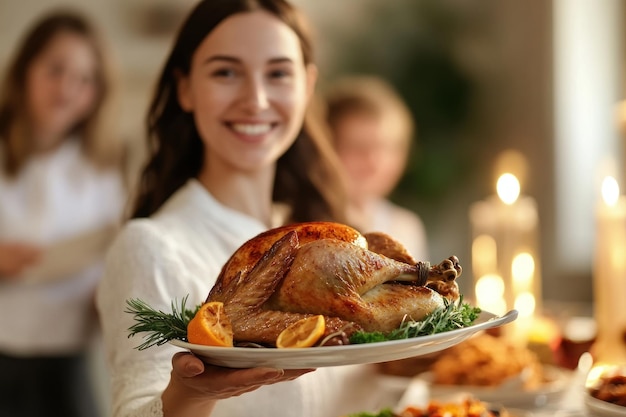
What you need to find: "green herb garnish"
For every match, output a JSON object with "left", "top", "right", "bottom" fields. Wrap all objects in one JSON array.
[
  {"left": 349, "top": 296, "right": 481, "bottom": 344},
  {"left": 346, "top": 408, "right": 397, "bottom": 417},
  {"left": 125, "top": 296, "right": 199, "bottom": 350}
]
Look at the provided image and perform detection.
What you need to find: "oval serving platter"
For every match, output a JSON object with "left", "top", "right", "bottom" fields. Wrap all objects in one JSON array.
[{"left": 169, "top": 309, "right": 518, "bottom": 369}]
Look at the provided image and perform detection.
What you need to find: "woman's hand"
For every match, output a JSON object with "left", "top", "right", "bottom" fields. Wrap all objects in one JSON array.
[
  {"left": 162, "top": 352, "right": 315, "bottom": 417},
  {"left": 0, "top": 243, "right": 41, "bottom": 279}
]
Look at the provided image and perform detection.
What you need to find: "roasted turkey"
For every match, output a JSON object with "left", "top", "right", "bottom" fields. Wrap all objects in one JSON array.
[{"left": 207, "top": 222, "right": 461, "bottom": 346}]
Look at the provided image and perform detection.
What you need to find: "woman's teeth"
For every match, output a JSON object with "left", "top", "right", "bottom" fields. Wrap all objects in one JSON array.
[{"left": 231, "top": 123, "right": 272, "bottom": 135}]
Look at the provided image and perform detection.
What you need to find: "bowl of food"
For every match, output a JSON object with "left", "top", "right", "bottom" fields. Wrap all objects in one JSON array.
[
  {"left": 394, "top": 333, "right": 570, "bottom": 409},
  {"left": 584, "top": 364, "right": 626, "bottom": 417}
]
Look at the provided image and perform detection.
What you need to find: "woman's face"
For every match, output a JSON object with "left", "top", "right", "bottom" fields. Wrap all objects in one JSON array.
[
  {"left": 177, "top": 11, "right": 317, "bottom": 174},
  {"left": 25, "top": 31, "right": 99, "bottom": 148}
]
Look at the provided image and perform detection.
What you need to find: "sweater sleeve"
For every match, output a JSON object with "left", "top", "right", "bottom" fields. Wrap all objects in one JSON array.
[{"left": 96, "top": 220, "right": 195, "bottom": 417}]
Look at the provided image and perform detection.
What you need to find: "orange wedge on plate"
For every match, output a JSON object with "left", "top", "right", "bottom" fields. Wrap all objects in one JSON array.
[
  {"left": 187, "top": 301, "right": 234, "bottom": 347},
  {"left": 276, "top": 315, "right": 325, "bottom": 348}
]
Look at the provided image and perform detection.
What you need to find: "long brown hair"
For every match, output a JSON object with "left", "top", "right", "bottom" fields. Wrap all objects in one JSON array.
[
  {"left": 0, "top": 9, "right": 122, "bottom": 176},
  {"left": 132, "top": 0, "right": 347, "bottom": 223}
]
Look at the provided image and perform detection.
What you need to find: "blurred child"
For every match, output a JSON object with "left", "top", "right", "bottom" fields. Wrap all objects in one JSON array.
[
  {"left": 325, "top": 75, "right": 428, "bottom": 259},
  {"left": 0, "top": 9, "right": 126, "bottom": 417}
]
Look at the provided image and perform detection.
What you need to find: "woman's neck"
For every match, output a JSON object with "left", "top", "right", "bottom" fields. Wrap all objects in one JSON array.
[
  {"left": 32, "top": 129, "right": 66, "bottom": 153},
  {"left": 198, "top": 163, "right": 275, "bottom": 228},
  {"left": 348, "top": 197, "right": 380, "bottom": 230}
]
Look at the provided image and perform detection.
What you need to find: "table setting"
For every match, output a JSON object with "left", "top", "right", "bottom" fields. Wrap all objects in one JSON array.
[
  {"left": 332, "top": 153, "right": 626, "bottom": 417},
  {"left": 337, "top": 339, "right": 590, "bottom": 417}
]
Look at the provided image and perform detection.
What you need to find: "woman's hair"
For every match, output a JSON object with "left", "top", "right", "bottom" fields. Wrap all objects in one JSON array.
[
  {"left": 0, "top": 9, "right": 122, "bottom": 176},
  {"left": 132, "top": 0, "right": 347, "bottom": 223},
  {"left": 325, "top": 75, "right": 415, "bottom": 148}
]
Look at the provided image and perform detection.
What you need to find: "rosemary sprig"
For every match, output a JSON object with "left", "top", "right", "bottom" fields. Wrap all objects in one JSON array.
[
  {"left": 125, "top": 295, "right": 200, "bottom": 350},
  {"left": 349, "top": 296, "right": 481, "bottom": 344}
]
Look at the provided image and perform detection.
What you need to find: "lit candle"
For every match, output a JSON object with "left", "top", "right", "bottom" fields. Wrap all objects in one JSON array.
[
  {"left": 592, "top": 176, "right": 626, "bottom": 364},
  {"left": 469, "top": 170, "right": 541, "bottom": 345}
]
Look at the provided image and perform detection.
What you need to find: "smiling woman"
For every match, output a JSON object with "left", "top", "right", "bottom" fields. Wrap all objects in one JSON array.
[{"left": 95, "top": 1, "right": 355, "bottom": 417}]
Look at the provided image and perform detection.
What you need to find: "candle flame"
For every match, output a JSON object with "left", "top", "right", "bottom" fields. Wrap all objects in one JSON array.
[
  {"left": 497, "top": 173, "right": 520, "bottom": 205},
  {"left": 512, "top": 252, "right": 535, "bottom": 291},
  {"left": 601, "top": 176, "right": 620, "bottom": 206},
  {"left": 514, "top": 292, "right": 536, "bottom": 317},
  {"left": 475, "top": 274, "right": 506, "bottom": 315}
]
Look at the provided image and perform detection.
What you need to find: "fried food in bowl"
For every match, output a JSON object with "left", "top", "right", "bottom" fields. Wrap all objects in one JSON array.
[{"left": 430, "top": 333, "right": 544, "bottom": 389}]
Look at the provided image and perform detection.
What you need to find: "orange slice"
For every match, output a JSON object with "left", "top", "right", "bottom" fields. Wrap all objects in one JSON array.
[
  {"left": 276, "top": 315, "right": 326, "bottom": 348},
  {"left": 187, "top": 301, "right": 234, "bottom": 347}
]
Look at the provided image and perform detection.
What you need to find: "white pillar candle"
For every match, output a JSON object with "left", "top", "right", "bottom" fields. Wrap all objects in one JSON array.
[
  {"left": 592, "top": 176, "right": 626, "bottom": 363},
  {"left": 469, "top": 173, "right": 542, "bottom": 345}
]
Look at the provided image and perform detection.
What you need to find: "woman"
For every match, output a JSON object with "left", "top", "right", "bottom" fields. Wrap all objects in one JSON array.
[
  {"left": 325, "top": 75, "right": 428, "bottom": 260},
  {"left": 96, "top": 1, "right": 351, "bottom": 416},
  {"left": 0, "top": 9, "right": 126, "bottom": 417}
]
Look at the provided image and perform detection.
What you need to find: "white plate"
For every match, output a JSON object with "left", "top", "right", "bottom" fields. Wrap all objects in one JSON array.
[
  {"left": 410, "top": 365, "right": 571, "bottom": 409},
  {"left": 169, "top": 309, "right": 517, "bottom": 369},
  {"left": 584, "top": 393, "right": 626, "bottom": 417}
]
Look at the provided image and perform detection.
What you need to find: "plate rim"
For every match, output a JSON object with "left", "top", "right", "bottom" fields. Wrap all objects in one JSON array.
[
  {"left": 584, "top": 392, "right": 626, "bottom": 417},
  {"left": 168, "top": 309, "right": 518, "bottom": 368}
]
